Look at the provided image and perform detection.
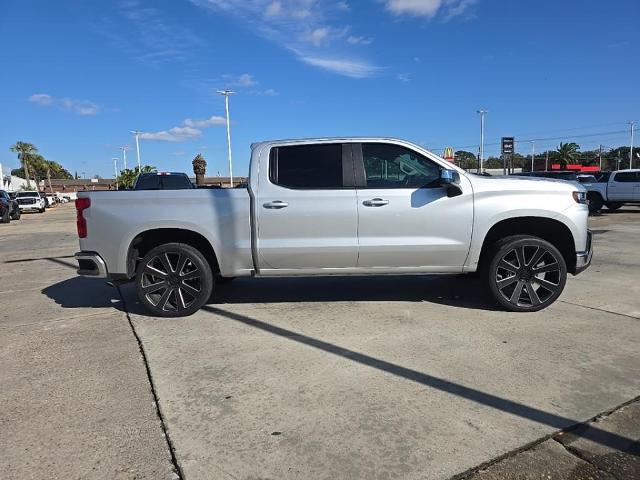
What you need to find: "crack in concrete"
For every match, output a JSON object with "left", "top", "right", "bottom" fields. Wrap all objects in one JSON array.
[
  {"left": 452, "top": 394, "right": 640, "bottom": 480},
  {"left": 552, "top": 437, "right": 623, "bottom": 480},
  {"left": 560, "top": 300, "right": 640, "bottom": 321},
  {"left": 116, "top": 284, "right": 185, "bottom": 480}
]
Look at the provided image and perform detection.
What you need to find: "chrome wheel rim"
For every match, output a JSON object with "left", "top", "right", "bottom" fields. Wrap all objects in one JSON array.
[
  {"left": 141, "top": 252, "right": 202, "bottom": 312},
  {"left": 495, "top": 245, "right": 561, "bottom": 308}
]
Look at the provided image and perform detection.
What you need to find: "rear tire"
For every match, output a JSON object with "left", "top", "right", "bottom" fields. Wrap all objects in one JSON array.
[
  {"left": 136, "top": 242, "right": 214, "bottom": 317},
  {"left": 486, "top": 235, "right": 567, "bottom": 312},
  {"left": 587, "top": 193, "right": 603, "bottom": 213},
  {"left": 605, "top": 202, "right": 622, "bottom": 211}
]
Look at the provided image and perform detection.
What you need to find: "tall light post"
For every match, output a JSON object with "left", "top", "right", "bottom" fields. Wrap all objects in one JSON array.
[
  {"left": 112, "top": 157, "right": 119, "bottom": 190},
  {"left": 530, "top": 141, "right": 535, "bottom": 172},
  {"left": 217, "top": 90, "right": 235, "bottom": 187},
  {"left": 130, "top": 131, "right": 143, "bottom": 172},
  {"left": 119, "top": 146, "right": 129, "bottom": 170},
  {"left": 477, "top": 110, "right": 487, "bottom": 173},
  {"left": 629, "top": 121, "right": 636, "bottom": 169}
]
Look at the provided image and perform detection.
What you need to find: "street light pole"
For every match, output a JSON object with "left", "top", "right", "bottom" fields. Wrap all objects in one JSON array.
[
  {"left": 530, "top": 141, "right": 535, "bottom": 172},
  {"left": 119, "top": 146, "right": 129, "bottom": 170},
  {"left": 130, "top": 131, "right": 143, "bottom": 172},
  {"left": 477, "top": 110, "right": 487, "bottom": 173},
  {"left": 217, "top": 90, "right": 235, "bottom": 187},
  {"left": 629, "top": 121, "right": 636, "bottom": 169},
  {"left": 112, "top": 157, "right": 119, "bottom": 190}
]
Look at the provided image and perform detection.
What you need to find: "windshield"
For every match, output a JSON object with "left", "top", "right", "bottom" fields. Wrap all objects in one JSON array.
[
  {"left": 578, "top": 176, "right": 596, "bottom": 183},
  {"left": 16, "top": 192, "right": 39, "bottom": 198}
]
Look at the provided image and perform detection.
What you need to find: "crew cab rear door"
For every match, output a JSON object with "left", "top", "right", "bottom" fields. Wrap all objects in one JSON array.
[
  {"left": 608, "top": 171, "right": 638, "bottom": 201},
  {"left": 255, "top": 143, "right": 358, "bottom": 270},
  {"left": 353, "top": 142, "right": 473, "bottom": 270}
]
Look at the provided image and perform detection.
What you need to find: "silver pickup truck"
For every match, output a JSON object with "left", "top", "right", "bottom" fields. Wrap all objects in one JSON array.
[
  {"left": 75, "top": 137, "right": 592, "bottom": 317},
  {"left": 583, "top": 169, "right": 640, "bottom": 213}
]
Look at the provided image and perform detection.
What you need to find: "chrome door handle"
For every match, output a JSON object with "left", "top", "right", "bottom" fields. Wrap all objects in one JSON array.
[
  {"left": 362, "top": 198, "right": 389, "bottom": 207},
  {"left": 263, "top": 200, "right": 289, "bottom": 209}
]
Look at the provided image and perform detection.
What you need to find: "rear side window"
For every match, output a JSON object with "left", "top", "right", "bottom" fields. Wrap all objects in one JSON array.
[
  {"left": 270, "top": 144, "right": 344, "bottom": 189},
  {"left": 613, "top": 172, "right": 639, "bottom": 182},
  {"left": 135, "top": 174, "right": 193, "bottom": 190}
]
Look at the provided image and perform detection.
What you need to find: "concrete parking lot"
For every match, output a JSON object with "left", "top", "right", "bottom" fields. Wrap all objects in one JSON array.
[{"left": 1, "top": 204, "right": 639, "bottom": 479}]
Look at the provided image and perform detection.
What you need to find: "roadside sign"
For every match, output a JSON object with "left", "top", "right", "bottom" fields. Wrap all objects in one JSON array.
[
  {"left": 443, "top": 147, "right": 455, "bottom": 162},
  {"left": 501, "top": 137, "right": 514, "bottom": 155}
]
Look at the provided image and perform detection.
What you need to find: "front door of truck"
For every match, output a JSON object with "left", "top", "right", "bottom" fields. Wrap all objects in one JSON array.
[
  {"left": 354, "top": 142, "right": 473, "bottom": 269},
  {"left": 608, "top": 171, "right": 637, "bottom": 201},
  {"left": 255, "top": 143, "right": 358, "bottom": 270}
]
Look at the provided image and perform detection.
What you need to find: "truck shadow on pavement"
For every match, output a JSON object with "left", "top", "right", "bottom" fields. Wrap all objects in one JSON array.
[{"left": 42, "top": 274, "right": 501, "bottom": 313}]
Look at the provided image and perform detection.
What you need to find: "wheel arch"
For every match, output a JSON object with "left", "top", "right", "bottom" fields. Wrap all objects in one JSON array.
[
  {"left": 126, "top": 228, "right": 220, "bottom": 278},
  {"left": 477, "top": 216, "right": 576, "bottom": 274}
]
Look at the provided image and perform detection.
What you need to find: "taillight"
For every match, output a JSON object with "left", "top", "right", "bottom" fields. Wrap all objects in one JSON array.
[{"left": 76, "top": 197, "right": 91, "bottom": 238}]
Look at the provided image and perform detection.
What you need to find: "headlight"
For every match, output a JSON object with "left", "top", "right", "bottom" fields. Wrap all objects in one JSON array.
[{"left": 572, "top": 191, "right": 587, "bottom": 204}]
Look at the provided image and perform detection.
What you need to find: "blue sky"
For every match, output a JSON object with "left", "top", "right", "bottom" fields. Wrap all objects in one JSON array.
[{"left": 1, "top": 0, "right": 638, "bottom": 178}]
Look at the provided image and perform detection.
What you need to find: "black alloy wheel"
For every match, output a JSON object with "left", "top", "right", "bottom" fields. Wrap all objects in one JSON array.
[
  {"left": 136, "top": 243, "right": 213, "bottom": 317},
  {"left": 488, "top": 236, "right": 567, "bottom": 312}
]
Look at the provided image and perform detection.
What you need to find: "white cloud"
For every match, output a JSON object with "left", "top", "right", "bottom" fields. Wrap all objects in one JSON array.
[
  {"left": 263, "top": 88, "right": 279, "bottom": 96},
  {"left": 183, "top": 115, "right": 227, "bottom": 128},
  {"left": 141, "top": 115, "right": 226, "bottom": 142},
  {"left": 190, "top": 0, "right": 381, "bottom": 79},
  {"left": 28, "top": 93, "right": 100, "bottom": 115},
  {"left": 219, "top": 73, "right": 258, "bottom": 87},
  {"left": 265, "top": 1, "right": 282, "bottom": 17},
  {"left": 383, "top": 0, "right": 477, "bottom": 19},
  {"left": 299, "top": 56, "right": 381, "bottom": 78},
  {"left": 28, "top": 93, "right": 53, "bottom": 106},
  {"left": 396, "top": 72, "right": 411, "bottom": 83},
  {"left": 347, "top": 35, "right": 373, "bottom": 45}
]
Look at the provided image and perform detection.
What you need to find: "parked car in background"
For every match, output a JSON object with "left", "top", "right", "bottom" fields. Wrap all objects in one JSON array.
[
  {"left": 0, "top": 190, "right": 21, "bottom": 221},
  {"left": 75, "top": 137, "right": 592, "bottom": 317},
  {"left": 15, "top": 191, "right": 46, "bottom": 213},
  {"left": 133, "top": 172, "right": 194, "bottom": 190},
  {"left": 584, "top": 169, "right": 640, "bottom": 213},
  {"left": 45, "top": 194, "right": 58, "bottom": 207},
  {"left": 0, "top": 190, "right": 21, "bottom": 223},
  {"left": 577, "top": 174, "right": 598, "bottom": 185}
]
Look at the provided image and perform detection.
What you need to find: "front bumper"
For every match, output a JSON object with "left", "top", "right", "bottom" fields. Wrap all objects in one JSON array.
[
  {"left": 18, "top": 204, "right": 41, "bottom": 210},
  {"left": 75, "top": 251, "right": 109, "bottom": 278},
  {"left": 574, "top": 230, "right": 593, "bottom": 275}
]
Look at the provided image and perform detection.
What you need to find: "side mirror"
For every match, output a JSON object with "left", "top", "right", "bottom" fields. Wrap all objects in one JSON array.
[
  {"left": 440, "top": 169, "right": 462, "bottom": 197},
  {"left": 440, "top": 169, "right": 460, "bottom": 186}
]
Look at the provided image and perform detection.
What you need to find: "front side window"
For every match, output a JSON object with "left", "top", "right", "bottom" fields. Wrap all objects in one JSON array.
[
  {"left": 361, "top": 143, "right": 440, "bottom": 188},
  {"left": 270, "top": 144, "right": 343, "bottom": 189},
  {"left": 613, "top": 172, "right": 638, "bottom": 183}
]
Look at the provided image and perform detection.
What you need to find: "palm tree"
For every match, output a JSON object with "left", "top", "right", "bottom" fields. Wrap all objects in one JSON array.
[
  {"left": 116, "top": 165, "right": 156, "bottom": 189},
  {"left": 10, "top": 141, "right": 37, "bottom": 188},
  {"left": 556, "top": 142, "right": 580, "bottom": 168},
  {"left": 192, "top": 154, "right": 207, "bottom": 186}
]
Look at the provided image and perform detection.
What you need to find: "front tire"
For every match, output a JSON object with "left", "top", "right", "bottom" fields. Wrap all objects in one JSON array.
[
  {"left": 11, "top": 208, "right": 20, "bottom": 220},
  {"left": 487, "top": 235, "right": 567, "bottom": 312},
  {"left": 1, "top": 209, "right": 10, "bottom": 223},
  {"left": 136, "top": 243, "right": 214, "bottom": 317},
  {"left": 587, "top": 193, "right": 603, "bottom": 213}
]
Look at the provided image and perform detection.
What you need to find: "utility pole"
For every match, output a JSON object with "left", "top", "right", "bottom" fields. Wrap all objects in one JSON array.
[
  {"left": 217, "top": 90, "right": 235, "bottom": 187},
  {"left": 598, "top": 145, "right": 603, "bottom": 171},
  {"left": 130, "top": 131, "right": 143, "bottom": 172},
  {"left": 112, "top": 157, "right": 120, "bottom": 190},
  {"left": 46, "top": 168, "right": 53, "bottom": 194},
  {"left": 545, "top": 150, "right": 549, "bottom": 171},
  {"left": 119, "top": 146, "right": 129, "bottom": 170},
  {"left": 530, "top": 141, "right": 535, "bottom": 172},
  {"left": 477, "top": 110, "right": 487, "bottom": 173},
  {"left": 629, "top": 121, "right": 636, "bottom": 169}
]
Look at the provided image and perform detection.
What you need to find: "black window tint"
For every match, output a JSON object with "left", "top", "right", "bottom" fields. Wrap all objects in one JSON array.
[
  {"left": 271, "top": 144, "right": 343, "bottom": 188},
  {"left": 362, "top": 143, "right": 440, "bottom": 188},
  {"left": 135, "top": 174, "right": 193, "bottom": 190},
  {"left": 613, "top": 172, "right": 638, "bottom": 182}
]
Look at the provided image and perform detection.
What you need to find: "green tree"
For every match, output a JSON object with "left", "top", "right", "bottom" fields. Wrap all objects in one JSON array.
[
  {"left": 556, "top": 142, "right": 580, "bottom": 168},
  {"left": 10, "top": 141, "right": 37, "bottom": 188},
  {"left": 454, "top": 150, "right": 477, "bottom": 170}
]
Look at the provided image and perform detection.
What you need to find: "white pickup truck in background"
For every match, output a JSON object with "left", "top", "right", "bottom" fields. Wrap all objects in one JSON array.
[
  {"left": 75, "top": 137, "right": 592, "bottom": 317},
  {"left": 583, "top": 169, "right": 640, "bottom": 213}
]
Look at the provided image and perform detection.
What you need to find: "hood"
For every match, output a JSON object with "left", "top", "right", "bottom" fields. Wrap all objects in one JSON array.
[{"left": 464, "top": 173, "right": 586, "bottom": 194}]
